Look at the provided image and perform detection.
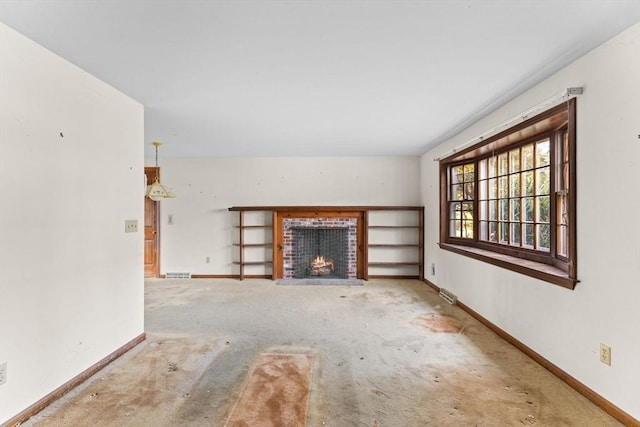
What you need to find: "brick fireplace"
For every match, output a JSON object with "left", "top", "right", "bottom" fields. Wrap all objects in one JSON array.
[
  {"left": 274, "top": 210, "right": 365, "bottom": 279},
  {"left": 283, "top": 217, "right": 358, "bottom": 279}
]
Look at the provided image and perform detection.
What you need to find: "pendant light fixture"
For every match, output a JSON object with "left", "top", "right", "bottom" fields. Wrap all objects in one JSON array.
[{"left": 146, "top": 141, "right": 176, "bottom": 201}]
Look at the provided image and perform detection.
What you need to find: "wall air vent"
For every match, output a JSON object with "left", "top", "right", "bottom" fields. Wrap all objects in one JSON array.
[
  {"left": 165, "top": 272, "right": 191, "bottom": 279},
  {"left": 439, "top": 288, "right": 457, "bottom": 305}
]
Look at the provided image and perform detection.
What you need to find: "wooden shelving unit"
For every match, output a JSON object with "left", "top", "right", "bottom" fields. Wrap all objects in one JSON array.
[
  {"left": 229, "top": 206, "right": 424, "bottom": 281},
  {"left": 366, "top": 208, "right": 424, "bottom": 280},
  {"left": 231, "top": 210, "right": 274, "bottom": 280}
]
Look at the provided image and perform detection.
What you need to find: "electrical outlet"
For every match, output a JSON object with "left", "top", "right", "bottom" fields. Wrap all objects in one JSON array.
[
  {"left": 0, "top": 362, "right": 7, "bottom": 385},
  {"left": 125, "top": 219, "right": 138, "bottom": 233},
  {"left": 206, "top": 256, "right": 211, "bottom": 263},
  {"left": 600, "top": 344, "right": 611, "bottom": 366}
]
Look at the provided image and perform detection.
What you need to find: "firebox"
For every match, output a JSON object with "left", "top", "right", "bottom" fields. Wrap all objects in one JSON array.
[
  {"left": 282, "top": 216, "right": 358, "bottom": 279},
  {"left": 292, "top": 228, "right": 348, "bottom": 279}
]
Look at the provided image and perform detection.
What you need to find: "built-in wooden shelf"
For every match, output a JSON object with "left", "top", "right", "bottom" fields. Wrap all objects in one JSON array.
[
  {"left": 229, "top": 206, "right": 424, "bottom": 280},
  {"left": 368, "top": 262, "right": 422, "bottom": 266},
  {"left": 231, "top": 210, "right": 275, "bottom": 280},
  {"left": 229, "top": 206, "right": 423, "bottom": 212},
  {"left": 366, "top": 207, "right": 424, "bottom": 279},
  {"left": 368, "top": 244, "right": 420, "bottom": 248},
  {"left": 368, "top": 225, "right": 420, "bottom": 229},
  {"left": 232, "top": 261, "right": 273, "bottom": 266}
]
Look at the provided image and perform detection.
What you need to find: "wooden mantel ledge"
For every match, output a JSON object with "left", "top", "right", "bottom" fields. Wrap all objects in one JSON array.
[{"left": 228, "top": 206, "right": 423, "bottom": 212}]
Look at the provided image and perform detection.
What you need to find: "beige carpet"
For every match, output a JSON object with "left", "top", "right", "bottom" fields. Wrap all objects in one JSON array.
[{"left": 22, "top": 279, "right": 623, "bottom": 426}]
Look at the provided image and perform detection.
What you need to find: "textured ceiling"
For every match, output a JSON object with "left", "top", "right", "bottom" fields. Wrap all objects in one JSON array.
[{"left": 2, "top": 1, "right": 639, "bottom": 158}]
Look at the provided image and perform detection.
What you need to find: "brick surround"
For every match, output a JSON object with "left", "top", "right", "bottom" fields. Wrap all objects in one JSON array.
[{"left": 282, "top": 217, "right": 358, "bottom": 279}]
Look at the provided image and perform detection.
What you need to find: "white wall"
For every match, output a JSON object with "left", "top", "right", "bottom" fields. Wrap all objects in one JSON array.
[
  {"left": 421, "top": 22, "right": 640, "bottom": 420},
  {"left": 0, "top": 24, "right": 144, "bottom": 424},
  {"left": 150, "top": 156, "right": 420, "bottom": 275}
]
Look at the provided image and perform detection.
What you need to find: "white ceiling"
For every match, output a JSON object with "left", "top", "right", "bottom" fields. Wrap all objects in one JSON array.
[{"left": 2, "top": 1, "right": 639, "bottom": 158}]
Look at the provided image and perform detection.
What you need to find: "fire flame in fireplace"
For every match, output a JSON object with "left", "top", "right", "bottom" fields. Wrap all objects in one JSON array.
[{"left": 310, "top": 255, "right": 335, "bottom": 276}]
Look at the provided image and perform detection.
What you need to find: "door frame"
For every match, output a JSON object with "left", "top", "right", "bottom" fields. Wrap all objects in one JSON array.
[{"left": 144, "top": 167, "right": 160, "bottom": 278}]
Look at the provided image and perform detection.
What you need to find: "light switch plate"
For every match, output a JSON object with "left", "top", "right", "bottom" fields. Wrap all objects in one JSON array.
[{"left": 125, "top": 219, "right": 138, "bottom": 233}]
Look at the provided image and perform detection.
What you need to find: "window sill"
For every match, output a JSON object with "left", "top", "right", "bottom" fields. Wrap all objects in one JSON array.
[{"left": 439, "top": 243, "right": 577, "bottom": 290}]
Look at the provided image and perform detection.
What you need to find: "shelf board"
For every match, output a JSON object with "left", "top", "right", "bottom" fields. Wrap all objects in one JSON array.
[
  {"left": 368, "top": 262, "right": 422, "bottom": 266},
  {"left": 229, "top": 205, "right": 424, "bottom": 212},
  {"left": 233, "top": 261, "right": 273, "bottom": 266},
  {"left": 233, "top": 243, "right": 273, "bottom": 247},
  {"left": 368, "top": 244, "right": 420, "bottom": 248},
  {"left": 368, "top": 225, "right": 420, "bottom": 229},
  {"left": 235, "top": 225, "right": 272, "bottom": 229}
]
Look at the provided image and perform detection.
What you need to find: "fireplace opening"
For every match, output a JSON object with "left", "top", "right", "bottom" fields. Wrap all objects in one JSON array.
[{"left": 292, "top": 227, "right": 348, "bottom": 279}]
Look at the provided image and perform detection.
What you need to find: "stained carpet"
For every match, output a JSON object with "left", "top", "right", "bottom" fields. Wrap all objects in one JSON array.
[{"left": 225, "top": 353, "right": 314, "bottom": 427}]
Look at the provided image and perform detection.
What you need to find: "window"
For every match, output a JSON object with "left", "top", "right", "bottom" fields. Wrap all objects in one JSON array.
[{"left": 440, "top": 100, "right": 576, "bottom": 289}]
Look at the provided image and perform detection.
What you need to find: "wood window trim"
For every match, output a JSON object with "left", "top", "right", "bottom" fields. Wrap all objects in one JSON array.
[
  {"left": 439, "top": 99, "right": 577, "bottom": 289},
  {"left": 439, "top": 243, "right": 577, "bottom": 289}
]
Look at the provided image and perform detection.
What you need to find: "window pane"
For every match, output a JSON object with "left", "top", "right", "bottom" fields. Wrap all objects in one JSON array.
[
  {"left": 488, "top": 178, "right": 497, "bottom": 199},
  {"left": 509, "top": 149, "right": 520, "bottom": 173},
  {"left": 510, "top": 198, "right": 521, "bottom": 221},
  {"left": 509, "top": 174, "right": 520, "bottom": 197},
  {"left": 498, "top": 153, "right": 508, "bottom": 176},
  {"left": 537, "top": 196, "right": 550, "bottom": 223},
  {"left": 523, "top": 171, "right": 534, "bottom": 196},
  {"left": 536, "top": 167, "right": 550, "bottom": 195},
  {"left": 464, "top": 163, "right": 475, "bottom": 181},
  {"left": 537, "top": 224, "right": 550, "bottom": 251},
  {"left": 488, "top": 157, "right": 497, "bottom": 178},
  {"left": 462, "top": 202, "right": 474, "bottom": 217},
  {"left": 489, "top": 200, "right": 497, "bottom": 221},
  {"left": 450, "top": 219, "right": 460, "bottom": 237},
  {"left": 479, "top": 159, "right": 487, "bottom": 180},
  {"left": 557, "top": 193, "right": 568, "bottom": 226},
  {"left": 524, "top": 224, "right": 534, "bottom": 248},
  {"left": 510, "top": 223, "right": 521, "bottom": 246},
  {"left": 451, "top": 184, "right": 464, "bottom": 200},
  {"left": 498, "top": 176, "right": 508, "bottom": 198},
  {"left": 536, "top": 140, "right": 550, "bottom": 167},
  {"left": 480, "top": 221, "right": 488, "bottom": 241},
  {"left": 478, "top": 179, "right": 487, "bottom": 200},
  {"left": 489, "top": 222, "right": 497, "bottom": 242},
  {"left": 522, "top": 144, "right": 534, "bottom": 170},
  {"left": 499, "top": 199, "right": 508, "bottom": 221},
  {"left": 499, "top": 222, "right": 509, "bottom": 244},
  {"left": 450, "top": 203, "right": 460, "bottom": 219},
  {"left": 479, "top": 200, "right": 488, "bottom": 221},
  {"left": 557, "top": 224, "right": 568, "bottom": 257},
  {"left": 449, "top": 201, "right": 473, "bottom": 240},
  {"left": 462, "top": 220, "right": 474, "bottom": 238},
  {"left": 464, "top": 183, "right": 475, "bottom": 200},
  {"left": 451, "top": 165, "right": 464, "bottom": 184},
  {"left": 524, "top": 197, "right": 534, "bottom": 222}
]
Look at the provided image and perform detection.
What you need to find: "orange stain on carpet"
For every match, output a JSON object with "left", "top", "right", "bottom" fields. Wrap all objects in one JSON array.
[
  {"left": 412, "top": 314, "right": 464, "bottom": 333},
  {"left": 225, "top": 353, "right": 314, "bottom": 427}
]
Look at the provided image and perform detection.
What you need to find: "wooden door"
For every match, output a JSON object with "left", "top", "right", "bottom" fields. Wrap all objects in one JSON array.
[{"left": 144, "top": 167, "right": 160, "bottom": 278}]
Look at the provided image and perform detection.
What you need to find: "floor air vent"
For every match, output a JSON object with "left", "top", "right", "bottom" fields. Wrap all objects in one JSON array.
[
  {"left": 165, "top": 272, "right": 191, "bottom": 279},
  {"left": 439, "top": 288, "right": 457, "bottom": 305}
]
